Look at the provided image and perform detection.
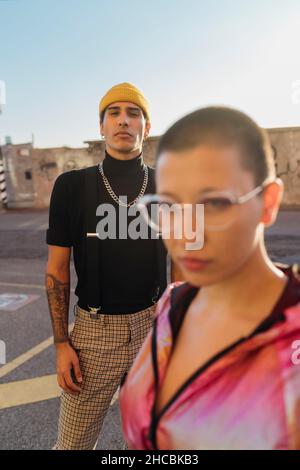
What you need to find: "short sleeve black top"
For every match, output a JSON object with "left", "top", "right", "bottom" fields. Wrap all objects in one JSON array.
[{"left": 46, "top": 150, "right": 167, "bottom": 313}]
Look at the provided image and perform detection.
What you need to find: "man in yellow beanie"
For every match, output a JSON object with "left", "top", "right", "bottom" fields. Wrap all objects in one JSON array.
[
  {"left": 99, "top": 82, "right": 151, "bottom": 159},
  {"left": 46, "top": 82, "right": 170, "bottom": 449}
]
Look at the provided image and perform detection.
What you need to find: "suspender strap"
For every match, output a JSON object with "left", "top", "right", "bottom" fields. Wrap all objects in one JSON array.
[
  {"left": 83, "top": 163, "right": 168, "bottom": 310},
  {"left": 84, "top": 166, "right": 102, "bottom": 312}
]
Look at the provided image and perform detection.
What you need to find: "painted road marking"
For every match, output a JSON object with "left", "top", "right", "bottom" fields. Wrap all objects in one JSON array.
[
  {"left": 0, "top": 290, "right": 119, "bottom": 409},
  {"left": 0, "top": 293, "right": 40, "bottom": 311},
  {"left": 0, "top": 323, "right": 74, "bottom": 379},
  {"left": 0, "top": 374, "right": 119, "bottom": 410},
  {"left": 0, "top": 374, "right": 60, "bottom": 409},
  {"left": 0, "top": 281, "right": 75, "bottom": 292},
  {"left": 0, "top": 322, "right": 121, "bottom": 410},
  {"left": 0, "top": 282, "right": 46, "bottom": 290}
]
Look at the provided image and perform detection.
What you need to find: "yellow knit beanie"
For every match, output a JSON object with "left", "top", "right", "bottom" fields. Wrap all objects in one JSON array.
[{"left": 99, "top": 82, "right": 150, "bottom": 122}]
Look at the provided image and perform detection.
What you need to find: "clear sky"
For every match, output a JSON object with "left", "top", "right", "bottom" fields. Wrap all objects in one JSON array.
[{"left": 0, "top": 0, "right": 300, "bottom": 148}]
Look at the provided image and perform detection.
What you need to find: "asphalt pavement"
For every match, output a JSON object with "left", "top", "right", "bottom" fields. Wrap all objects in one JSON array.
[{"left": 0, "top": 208, "right": 299, "bottom": 449}]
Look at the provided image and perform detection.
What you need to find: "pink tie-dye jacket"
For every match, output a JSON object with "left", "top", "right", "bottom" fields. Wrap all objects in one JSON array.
[{"left": 120, "top": 268, "right": 300, "bottom": 450}]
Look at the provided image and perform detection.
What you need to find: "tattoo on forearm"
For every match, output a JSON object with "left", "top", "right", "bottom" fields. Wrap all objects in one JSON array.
[{"left": 46, "top": 273, "right": 70, "bottom": 344}]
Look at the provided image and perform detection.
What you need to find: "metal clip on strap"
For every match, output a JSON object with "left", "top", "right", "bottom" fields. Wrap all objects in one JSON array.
[{"left": 88, "top": 305, "right": 102, "bottom": 319}]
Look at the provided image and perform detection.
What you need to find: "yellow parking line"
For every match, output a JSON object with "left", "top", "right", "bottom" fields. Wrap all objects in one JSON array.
[
  {"left": 0, "top": 374, "right": 60, "bottom": 409},
  {"left": 0, "top": 304, "right": 120, "bottom": 409},
  {"left": 0, "top": 323, "right": 74, "bottom": 379},
  {"left": 0, "top": 374, "right": 119, "bottom": 410},
  {"left": 0, "top": 281, "right": 45, "bottom": 290},
  {"left": 0, "top": 281, "right": 75, "bottom": 291}
]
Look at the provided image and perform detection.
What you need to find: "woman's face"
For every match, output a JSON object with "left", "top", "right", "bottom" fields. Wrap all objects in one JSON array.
[{"left": 156, "top": 144, "right": 281, "bottom": 287}]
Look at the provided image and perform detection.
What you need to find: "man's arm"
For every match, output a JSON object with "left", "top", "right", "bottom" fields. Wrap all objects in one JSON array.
[
  {"left": 45, "top": 245, "right": 82, "bottom": 394},
  {"left": 45, "top": 245, "right": 71, "bottom": 344}
]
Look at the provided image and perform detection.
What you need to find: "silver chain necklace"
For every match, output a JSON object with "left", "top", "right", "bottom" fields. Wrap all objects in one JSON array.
[{"left": 98, "top": 160, "right": 149, "bottom": 207}]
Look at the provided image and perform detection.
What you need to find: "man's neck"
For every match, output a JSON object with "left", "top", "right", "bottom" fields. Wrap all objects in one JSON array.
[{"left": 105, "top": 145, "right": 142, "bottom": 161}]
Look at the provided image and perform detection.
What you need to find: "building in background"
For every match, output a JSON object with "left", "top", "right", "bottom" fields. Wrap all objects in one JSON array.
[
  {"left": 0, "top": 146, "right": 8, "bottom": 207},
  {"left": 0, "top": 130, "right": 299, "bottom": 210}
]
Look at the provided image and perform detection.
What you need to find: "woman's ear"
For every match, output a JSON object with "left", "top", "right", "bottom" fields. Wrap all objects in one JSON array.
[{"left": 261, "top": 178, "right": 284, "bottom": 227}]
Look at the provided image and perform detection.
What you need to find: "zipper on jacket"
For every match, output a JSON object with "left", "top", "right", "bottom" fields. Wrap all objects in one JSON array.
[
  {"left": 149, "top": 323, "right": 245, "bottom": 450},
  {"left": 149, "top": 318, "right": 160, "bottom": 449},
  {"left": 148, "top": 268, "right": 298, "bottom": 449}
]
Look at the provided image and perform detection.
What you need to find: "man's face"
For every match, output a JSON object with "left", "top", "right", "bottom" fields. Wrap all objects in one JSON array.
[{"left": 100, "top": 101, "right": 151, "bottom": 153}]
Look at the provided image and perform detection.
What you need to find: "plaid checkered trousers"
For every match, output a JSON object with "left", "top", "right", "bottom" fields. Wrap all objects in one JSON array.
[{"left": 53, "top": 302, "right": 157, "bottom": 450}]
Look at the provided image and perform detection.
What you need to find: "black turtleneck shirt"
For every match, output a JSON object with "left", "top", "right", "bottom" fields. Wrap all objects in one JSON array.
[{"left": 46, "top": 150, "right": 166, "bottom": 313}]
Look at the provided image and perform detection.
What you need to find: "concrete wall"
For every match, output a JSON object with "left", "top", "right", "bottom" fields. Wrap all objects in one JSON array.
[
  {"left": 1, "top": 129, "right": 299, "bottom": 209},
  {"left": 1, "top": 143, "right": 35, "bottom": 208},
  {"left": 0, "top": 138, "right": 159, "bottom": 209},
  {"left": 31, "top": 146, "right": 94, "bottom": 209},
  {"left": 268, "top": 127, "right": 300, "bottom": 208}
]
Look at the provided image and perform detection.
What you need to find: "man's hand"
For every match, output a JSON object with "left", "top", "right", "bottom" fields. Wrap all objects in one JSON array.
[{"left": 56, "top": 342, "right": 83, "bottom": 395}]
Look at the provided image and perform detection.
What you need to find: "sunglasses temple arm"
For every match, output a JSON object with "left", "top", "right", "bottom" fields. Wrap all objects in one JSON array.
[{"left": 237, "top": 185, "right": 265, "bottom": 204}]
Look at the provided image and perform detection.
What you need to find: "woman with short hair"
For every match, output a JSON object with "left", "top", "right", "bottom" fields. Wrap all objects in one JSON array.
[{"left": 119, "top": 106, "right": 300, "bottom": 450}]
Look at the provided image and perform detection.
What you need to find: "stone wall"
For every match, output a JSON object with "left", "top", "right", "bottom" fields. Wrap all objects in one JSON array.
[
  {"left": 31, "top": 146, "right": 93, "bottom": 209},
  {"left": 1, "top": 129, "right": 299, "bottom": 209},
  {"left": 268, "top": 127, "right": 300, "bottom": 208},
  {"left": 1, "top": 143, "right": 34, "bottom": 208}
]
